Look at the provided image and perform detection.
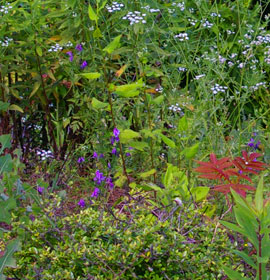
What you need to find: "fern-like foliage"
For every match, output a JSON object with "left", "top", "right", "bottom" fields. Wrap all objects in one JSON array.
[{"left": 194, "top": 151, "right": 266, "bottom": 197}]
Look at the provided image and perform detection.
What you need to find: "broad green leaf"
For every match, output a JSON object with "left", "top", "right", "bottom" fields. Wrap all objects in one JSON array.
[
  {"left": 255, "top": 175, "right": 264, "bottom": 214},
  {"left": 29, "top": 82, "right": 41, "bottom": 98},
  {"left": 140, "top": 169, "right": 156, "bottom": 178},
  {"left": 81, "top": 72, "right": 101, "bottom": 79},
  {"left": 129, "top": 141, "right": 149, "bottom": 151},
  {"left": 8, "top": 104, "right": 24, "bottom": 113},
  {"left": 222, "top": 265, "right": 249, "bottom": 280},
  {"left": 93, "top": 28, "right": 102, "bottom": 38},
  {"left": 88, "top": 5, "right": 98, "bottom": 21},
  {"left": 232, "top": 250, "right": 256, "bottom": 269},
  {"left": 160, "top": 134, "right": 175, "bottom": 148},
  {"left": 113, "top": 79, "right": 144, "bottom": 93},
  {"left": 191, "top": 187, "right": 209, "bottom": 202},
  {"left": 0, "top": 101, "right": 9, "bottom": 112},
  {"left": 0, "top": 135, "right": 11, "bottom": 154},
  {"left": 220, "top": 221, "right": 245, "bottom": 235},
  {"left": 36, "top": 46, "right": 42, "bottom": 56},
  {"left": 163, "top": 164, "right": 174, "bottom": 188},
  {"left": 115, "top": 90, "right": 140, "bottom": 98},
  {"left": 181, "top": 143, "right": 199, "bottom": 159},
  {"left": 0, "top": 239, "right": 20, "bottom": 274},
  {"left": 92, "top": 97, "right": 109, "bottom": 109},
  {"left": 152, "top": 95, "right": 164, "bottom": 105},
  {"left": 103, "top": 35, "right": 122, "bottom": 54},
  {"left": 0, "top": 154, "right": 13, "bottom": 173},
  {"left": 119, "top": 129, "right": 140, "bottom": 143},
  {"left": 178, "top": 115, "right": 188, "bottom": 132}
]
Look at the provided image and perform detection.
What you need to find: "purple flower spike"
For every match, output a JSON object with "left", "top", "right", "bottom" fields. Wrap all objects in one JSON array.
[
  {"left": 247, "top": 138, "right": 255, "bottom": 147},
  {"left": 66, "top": 51, "right": 73, "bottom": 62},
  {"left": 80, "top": 60, "right": 88, "bottom": 69},
  {"left": 110, "top": 136, "right": 115, "bottom": 145},
  {"left": 108, "top": 162, "right": 111, "bottom": 169},
  {"left": 255, "top": 141, "right": 261, "bottom": 150},
  {"left": 93, "top": 152, "right": 98, "bottom": 159},
  {"left": 106, "top": 177, "right": 114, "bottom": 190},
  {"left": 91, "top": 187, "right": 100, "bottom": 198},
  {"left": 75, "top": 44, "right": 83, "bottom": 52},
  {"left": 112, "top": 147, "right": 117, "bottom": 155},
  {"left": 93, "top": 170, "right": 106, "bottom": 185},
  {"left": 113, "top": 127, "right": 120, "bottom": 138},
  {"left": 99, "top": 153, "right": 104, "bottom": 158},
  {"left": 77, "top": 157, "right": 85, "bottom": 163},
  {"left": 37, "top": 186, "right": 44, "bottom": 194},
  {"left": 78, "top": 198, "right": 86, "bottom": 208},
  {"left": 126, "top": 152, "right": 131, "bottom": 157}
]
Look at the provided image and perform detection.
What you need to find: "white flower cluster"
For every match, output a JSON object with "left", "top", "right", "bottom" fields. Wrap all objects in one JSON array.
[
  {"left": 194, "top": 74, "right": 205, "bottom": 80},
  {"left": 143, "top": 5, "right": 160, "bottom": 13},
  {"left": 218, "top": 55, "right": 226, "bottom": 64},
  {"left": 264, "top": 47, "right": 270, "bottom": 64},
  {"left": 33, "top": 124, "right": 42, "bottom": 131},
  {"left": 0, "top": 37, "right": 13, "bottom": 47},
  {"left": 227, "top": 30, "right": 235, "bottom": 35},
  {"left": 122, "top": 11, "right": 146, "bottom": 25},
  {"left": 0, "top": 3, "right": 12, "bottom": 14},
  {"left": 106, "top": 2, "right": 124, "bottom": 13},
  {"left": 250, "top": 82, "right": 267, "bottom": 91},
  {"left": 155, "top": 86, "right": 163, "bottom": 93},
  {"left": 64, "top": 41, "right": 73, "bottom": 47},
  {"left": 174, "top": 32, "right": 189, "bottom": 41},
  {"left": 172, "top": 2, "right": 185, "bottom": 11},
  {"left": 188, "top": 18, "right": 197, "bottom": 26},
  {"left": 201, "top": 19, "right": 213, "bottom": 28},
  {"left": 169, "top": 103, "right": 184, "bottom": 115},
  {"left": 210, "top": 12, "right": 221, "bottom": 17},
  {"left": 36, "top": 149, "right": 54, "bottom": 161},
  {"left": 251, "top": 34, "right": 270, "bottom": 46},
  {"left": 178, "top": 67, "right": 187, "bottom": 72},
  {"left": 211, "top": 84, "right": 228, "bottom": 95},
  {"left": 48, "top": 43, "right": 63, "bottom": 52}
]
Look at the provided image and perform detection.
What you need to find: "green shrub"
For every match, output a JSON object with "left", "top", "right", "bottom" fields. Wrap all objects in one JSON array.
[{"left": 4, "top": 197, "right": 245, "bottom": 280}]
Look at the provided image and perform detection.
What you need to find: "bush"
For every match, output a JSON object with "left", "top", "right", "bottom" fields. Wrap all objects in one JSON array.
[{"left": 4, "top": 196, "right": 244, "bottom": 280}]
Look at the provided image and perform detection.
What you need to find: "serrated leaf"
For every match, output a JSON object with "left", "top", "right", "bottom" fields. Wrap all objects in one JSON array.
[
  {"left": 81, "top": 72, "right": 101, "bottom": 79},
  {"left": 0, "top": 155, "right": 13, "bottom": 173},
  {"left": 140, "top": 169, "right": 156, "bottom": 178},
  {"left": 8, "top": 104, "right": 24, "bottom": 113},
  {"left": 88, "top": 5, "right": 98, "bottom": 21},
  {"left": 92, "top": 97, "right": 109, "bottom": 109},
  {"left": 103, "top": 35, "right": 122, "bottom": 54}
]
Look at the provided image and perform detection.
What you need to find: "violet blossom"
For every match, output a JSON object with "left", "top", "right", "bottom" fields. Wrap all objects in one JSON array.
[
  {"left": 91, "top": 187, "right": 100, "bottom": 198},
  {"left": 78, "top": 198, "right": 86, "bottom": 208},
  {"left": 37, "top": 186, "right": 44, "bottom": 194},
  {"left": 66, "top": 51, "right": 73, "bottom": 62},
  {"left": 75, "top": 44, "right": 83, "bottom": 52},
  {"left": 93, "top": 170, "right": 106, "bottom": 185},
  {"left": 80, "top": 60, "right": 88, "bottom": 69},
  {"left": 77, "top": 157, "right": 85, "bottom": 163}
]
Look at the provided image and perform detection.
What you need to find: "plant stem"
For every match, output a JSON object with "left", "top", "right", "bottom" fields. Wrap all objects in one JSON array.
[{"left": 258, "top": 222, "right": 262, "bottom": 280}]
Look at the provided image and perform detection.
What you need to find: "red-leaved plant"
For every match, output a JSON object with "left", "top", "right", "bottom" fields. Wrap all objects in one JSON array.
[{"left": 194, "top": 151, "right": 266, "bottom": 197}]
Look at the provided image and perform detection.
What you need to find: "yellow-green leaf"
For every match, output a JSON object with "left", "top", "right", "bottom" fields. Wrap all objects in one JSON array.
[
  {"left": 140, "top": 169, "right": 156, "bottom": 178},
  {"left": 160, "top": 134, "right": 175, "bottom": 148},
  {"left": 8, "top": 104, "right": 24, "bottom": 113},
  {"left": 36, "top": 46, "right": 42, "bottom": 56},
  {"left": 81, "top": 72, "right": 101, "bottom": 79},
  {"left": 103, "top": 35, "right": 122, "bottom": 54},
  {"left": 88, "top": 5, "right": 98, "bottom": 21},
  {"left": 120, "top": 129, "right": 140, "bottom": 143},
  {"left": 92, "top": 97, "right": 108, "bottom": 109},
  {"left": 29, "top": 82, "right": 41, "bottom": 98}
]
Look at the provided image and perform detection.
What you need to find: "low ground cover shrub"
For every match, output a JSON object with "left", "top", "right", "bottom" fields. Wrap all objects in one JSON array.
[{"left": 4, "top": 196, "right": 245, "bottom": 280}]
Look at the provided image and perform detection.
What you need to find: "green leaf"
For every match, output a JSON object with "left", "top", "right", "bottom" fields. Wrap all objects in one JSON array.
[
  {"left": 80, "top": 72, "right": 101, "bottom": 79},
  {"left": 119, "top": 129, "right": 140, "bottom": 143},
  {"left": 181, "top": 143, "right": 199, "bottom": 159},
  {"left": 29, "top": 82, "right": 41, "bottom": 98},
  {"left": 152, "top": 95, "right": 164, "bottom": 105},
  {"left": 36, "top": 46, "right": 42, "bottom": 56},
  {"left": 0, "top": 101, "right": 10, "bottom": 112},
  {"left": 191, "top": 187, "right": 209, "bottom": 202},
  {"left": 232, "top": 250, "right": 256, "bottom": 269},
  {"left": 93, "top": 28, "right": 102, "bottom": 38},
  {"left": 178, "top": 115, "right": 188, "bottom": 132},
  {"left": 0, "top": 239, "right": 20, "bottom": 275},
  {"left": 255, "top": 175, "right": 264, "bottom": 214},
  {"left": 103, "top": 35, "right": 122, "bottom": 54},
  {"left": 160, "top": 134, "right": 175, "bottom": 148},
  {"left": 220, "top": 221, "right": 245, "bottom": 235},
  {"left": 0, "top": 135, "right": 11, "bottom": 154},
  {"left": 113, "top": 79, "right": 144, "bottom": 93},
  {"left": 129, "top": 141, "right": 149, "bottom": 151},
  {"left": 8, "top": 104, "right": 24, "bottom": 113},
  {"left": 139, "top": 169, "right": 156, "bottom": 178},
  {"left": 92, "top": 97, "right": 109, "bottom": 109},
  {"left": 88, "top": 5, "right": 98, "bottom": 21},
  {"left": 222, "top": 265, "right": 249, "bottom": 280},
  {"left": 115, "top": 90, "right": 140, "bottom": 98},
  {"left": 0, "top": 154, "right": 13, "bottom": 173}
]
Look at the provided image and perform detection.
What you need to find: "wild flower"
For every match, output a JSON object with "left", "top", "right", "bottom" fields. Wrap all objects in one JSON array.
[
  {"left": 77, "top": 157, "right": 85, "bottom": 163},
  {"left": 37, "top": 186, "right": 44, "bottom": 194},
  {"left": 112, "top": 147, "right": 117, "bottom": 155},
  {"left": 113, "top": 128, "right": 120, "bottom": 142},
  {"left": 91, "top": 187, "right": 100, "bottom": 198},
  {"left": 106, "top": 177, "right": 114, "bottom": 190},
  {"left": 174, "top": 33, "right": 189, "bottom": 41},
  {"left": 122, "top": 11, "right": 146, "bottom": 25},
  {"left": 169, "top": 104, "right": 184, "bottom": 115},
  {"left": 75, "top": 44, "right": 83, "bottom": 52},
  {"left": 93, "top": 152, "right": 98, "bottom": 159},
  {"left": 0, "top": 3, "right": 12, "bottom": 14},
  {"left": 106, "top": 2, "right": 124, "bottom": 13},
  {"left": 80, "top": 61, "right": 88, "bottom": 69},
  {"left": 0, "top": 37, "right": 13, "bottom": 47},
  {"left": 66, "top": 51, "right": 73, "bottom": 62},
  {"left": 126, "top": 152, "right": 131, "bottom": 157},
  {"left": 78, "top": 198, "right": 86, "bottom": 207},
  {"left": 210, "top": 84, "right": 228, "bottom": 95},
  {"left": 48, "top": 43, "right": 63, "bottom": 52},
  {"left": 93, "top": 170, "right": 106, "bottom": 185}
]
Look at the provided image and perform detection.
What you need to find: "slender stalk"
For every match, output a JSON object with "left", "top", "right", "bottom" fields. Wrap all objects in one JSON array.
[{"left": 258, "top": 222, "right": 262, "bottom": 280}]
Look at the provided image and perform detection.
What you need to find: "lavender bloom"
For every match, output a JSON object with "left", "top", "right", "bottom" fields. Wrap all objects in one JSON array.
[
  {"left": 66, "top": 51, "right": 73, "bottom": 62},
  {"left": 93, "top": 152, "right": 98, "bottom": 159},
  {"left": 93, "top": 170, "right": 106, "bottom": 185},
  {"left": 126, "top": 152, "right": 131, "bottom": 157},
  {"left": 75, "top": 44, "right": 83, "bottom": 52},
  {"left": 106, "top": 177, "right": 114, "bottom": 190},
  {"left": 91, "top": 187, "right": 100, "bottom": 198},
  {"left": 77, "top": 157, "right": 85, "bottom": 163},
  {"left": 112, "top": 147, "right": 117, "bottom": 155},
  {"left": 108, "top": 162, "right": 111, "bottom": 169},
  {"left": 113, "top": 127, "right": 120, "bottom": 138},
  {"left": 99, "top": 153, "right": 104, "bottom": 158},
  {"left": 78, "top": 198, "right": 86, "bottom": 208},
  {"left": 37, "top": 186, "right": 44, "bottom": 194},
  {"left": 80, "top": 60, "right": 88, "bottom": 69},
  {"left": 110, "top": 136, "right": 115, "bottom": 145}
]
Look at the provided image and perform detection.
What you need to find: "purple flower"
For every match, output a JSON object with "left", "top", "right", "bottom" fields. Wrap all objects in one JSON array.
[
  {"left": 255, "top": 141, "right": 261, "bottom": 150},
  {"left": 78, "top": 198, "right": 86, "bottom": 208},
  {"left": 110, "top": 136, "right": 115, "bottom": 145},
  {"left": 93, "top": 170, "right": 106, "bottom": 185},
  {"left": 247, "top": 138, "right": 255, "bottom": 147},
  {"left": 106, "top": 177, "right": 114, "bottom": 190},
  {"left": 91, "top": 187, "right": 100, "bottom": 198},
  {"left": 37, "top": 186, "right": 44, "bottom": 194},
  {"left": 66, "top": 51, "right": 73, "bottom": 62},
  {"left": 75, "top": 44, "right": 83, "bottom": 52},
  {"left": 113, "top": 127, "right": 120, "bottom": 138},
  {"left": 126, "top": 152, "right": 131, "bottom": 157},
  {"left": 128, "top": 147, "right": 134, "bottom": 150},
  {"left": 93, "top": 152, "right": 98, "bottom": 159},
  {"left": 99, "top": 153, "right": 104, "bottom": 158},
  {"left": 77, "top": 157, "right": 85, "bottom": 163},
  {"left": 80, "top": 60, "right": 88, "bottom": 69},
  {"left": 112, "top": 147, "right": 117, "bottom": 155},
  {"left": 108, "top": 162, "right": 111, "bottom": 169}
]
